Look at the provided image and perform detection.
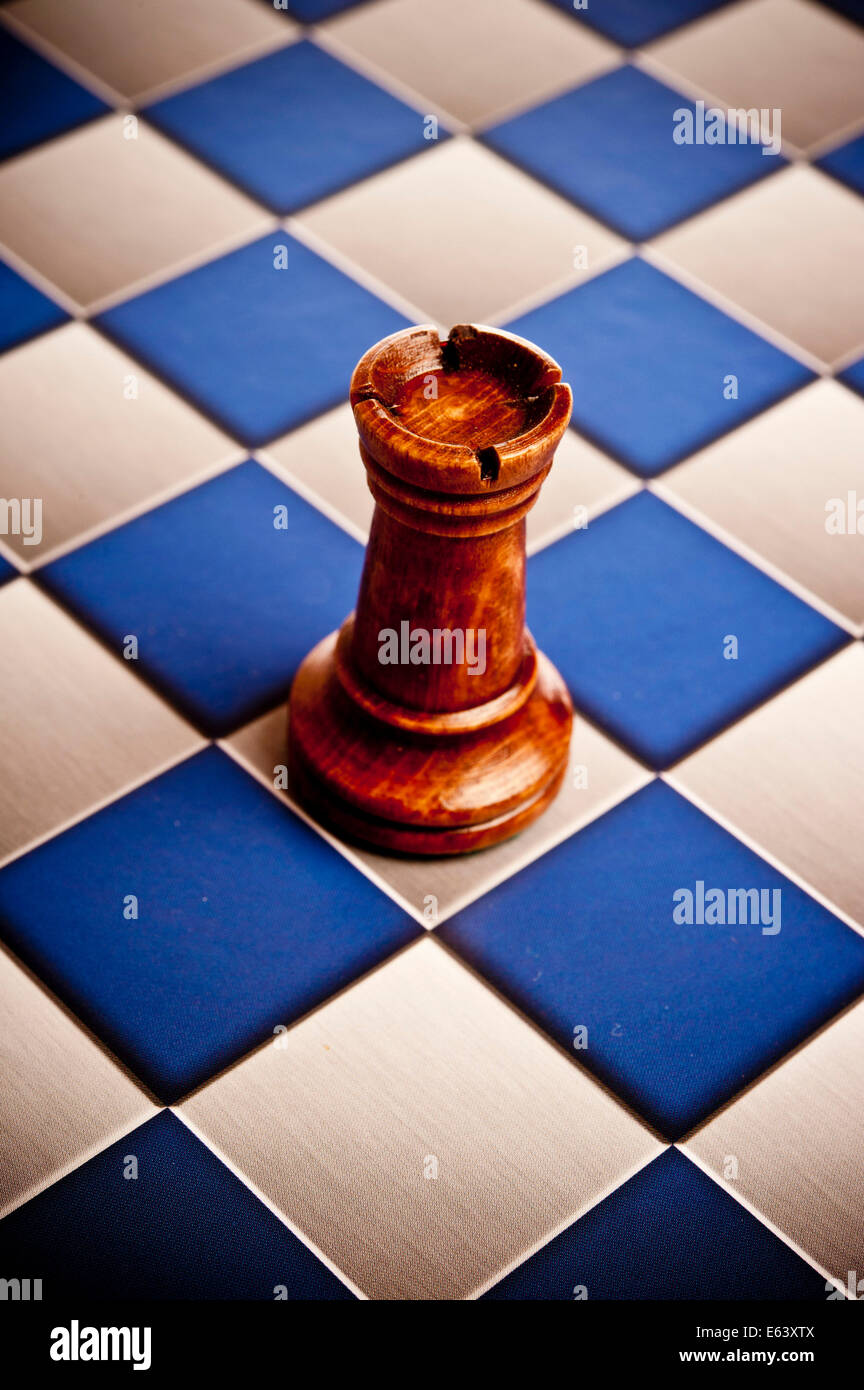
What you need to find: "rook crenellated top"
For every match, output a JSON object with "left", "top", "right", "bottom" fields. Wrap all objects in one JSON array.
[{"left": 350, "top": 323, "right": 572, "bottom": 498}]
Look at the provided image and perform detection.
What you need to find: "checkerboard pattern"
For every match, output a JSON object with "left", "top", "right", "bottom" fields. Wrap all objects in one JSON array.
[{"left": 1, "top": 0, "right": 863, "bottom": 1301}]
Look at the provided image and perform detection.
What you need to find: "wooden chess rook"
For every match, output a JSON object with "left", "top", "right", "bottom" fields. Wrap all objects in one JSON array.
[{"left": 288, "top": 323, "right": 573, "bottom": 854}]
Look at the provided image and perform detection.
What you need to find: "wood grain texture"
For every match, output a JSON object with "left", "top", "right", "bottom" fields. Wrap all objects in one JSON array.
[{"left": 288, "top": 324, "right": 573, "bottom": 855}]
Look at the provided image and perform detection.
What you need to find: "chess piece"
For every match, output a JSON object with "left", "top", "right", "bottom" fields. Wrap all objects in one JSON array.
[{"left": 288, "top": 323, "right": 573, "bottom": 854}]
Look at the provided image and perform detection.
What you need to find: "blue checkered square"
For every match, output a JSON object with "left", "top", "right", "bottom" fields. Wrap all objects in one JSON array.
[
  {"left": 41, "top": 461, "right": 363, "bottom": 735},
  {"left": 145, "top": 40, "right": 436, "bottom": 214},
  {"left": 818, "top": 133, "right": 864, "bottom": 196},
  {"left": 0, "top": 1111, "right": 354, "bottom": 1298},
  {"left": 442, "top": 781, "right": 864, "bottom": 1137},
  {"left": 485, "top": 66, "right": 779, "bottom": 239},
  {"left": 0, "top": 748, "right": 416, "bottom": 1100},
  {"left": 484, "top": 1148, "right": 826, "bottom": 1299},
  {"left": 542, "top": 0, "right": 734, "bottom": 46},
  {"left": 526, "top": 491, "right": 845, "bottom": 766},
  {"left": 0, "top": 257, "right": 66, "bottom": 353},
  {"left": 0, "top": 26, "right": 107, "bottom": 159},
  {"left": 507, "top": 259, "right": 813, "bottom": 476},
  {"left": 96, "top": 233, "right": 408, "bottom": 447}
]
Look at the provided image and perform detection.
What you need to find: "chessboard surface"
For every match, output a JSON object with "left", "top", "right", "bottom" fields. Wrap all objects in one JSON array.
[{"left": 1, "top": 0, "right": 864, "bottom": 1301}]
